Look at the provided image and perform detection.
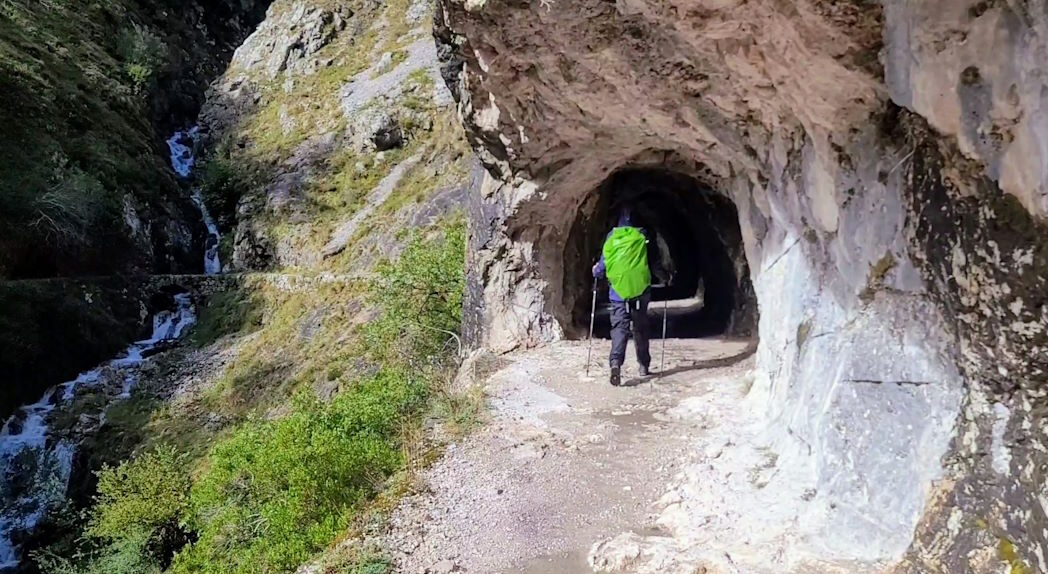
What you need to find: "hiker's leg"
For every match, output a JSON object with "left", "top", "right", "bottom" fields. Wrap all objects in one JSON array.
[
  {"left": 632, "top": 293, "right": 652, "bottom": 369},
  {"left": 609, "top": 301, "right": 630, "bottom": 368}
]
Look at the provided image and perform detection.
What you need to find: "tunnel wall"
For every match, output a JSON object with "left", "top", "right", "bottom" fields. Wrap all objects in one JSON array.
[{"left": 445, "top": 0, "right": 1048, "bottom": 571}]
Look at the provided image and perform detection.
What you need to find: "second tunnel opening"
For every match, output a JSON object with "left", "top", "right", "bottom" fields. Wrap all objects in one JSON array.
[{"left": 564, "top": 167, "right": 757, "bottom": 340}]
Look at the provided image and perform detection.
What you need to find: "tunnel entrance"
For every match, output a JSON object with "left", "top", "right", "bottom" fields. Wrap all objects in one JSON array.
[{"left": 564, "top": 167, "right": 757, "bottom": 339}]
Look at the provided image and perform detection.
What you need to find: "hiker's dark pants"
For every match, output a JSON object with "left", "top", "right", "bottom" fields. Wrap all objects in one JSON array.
[{"left": 609, "top": 292, "right": 651, "bottom": 369}]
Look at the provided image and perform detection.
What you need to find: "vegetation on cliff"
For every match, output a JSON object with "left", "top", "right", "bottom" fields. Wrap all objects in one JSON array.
[
  {"left": 36, "top": 220, "right": 467, "bottom": 574},
  {"left": 0, "top": 0, "right": 267, "bottom": 278},
  {"left": 9, "top": 0, "right": 475, "bottom": 571}
]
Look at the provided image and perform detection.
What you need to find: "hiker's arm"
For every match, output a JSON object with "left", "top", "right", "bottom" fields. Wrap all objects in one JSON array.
[{"left": 593, "top": 256, "right": 606, "bottom": 278}]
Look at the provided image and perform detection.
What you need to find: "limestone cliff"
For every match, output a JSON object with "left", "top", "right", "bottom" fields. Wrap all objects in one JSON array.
[{"left": 435, "top": 0, "right": 1048, "bottom": 571}]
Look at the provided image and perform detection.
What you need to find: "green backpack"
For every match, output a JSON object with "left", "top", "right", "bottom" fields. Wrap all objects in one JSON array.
[{"left": 602, "top": 226, "right": 650, "bottom": 300}]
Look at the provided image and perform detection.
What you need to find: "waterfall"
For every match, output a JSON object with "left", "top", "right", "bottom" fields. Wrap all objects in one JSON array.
[
  {"left": 0, "top": 295, "right": 197, "bottom": 570},
  {"left": 0, "top": 123, "right": 225, "bottom": 570},
  {"left": 166, "top": 128, "right": 222, "bottom": 275},
  {"left": 0, "top": 129, "right": 220, "bottom": 570}
]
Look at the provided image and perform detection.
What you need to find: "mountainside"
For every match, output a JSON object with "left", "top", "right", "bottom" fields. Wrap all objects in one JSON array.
[
  {"left": 1, "top": 1, "right": 474, "bottom": 572},
  {"left": 4, "top": 1, "right": 1048, "bottom": 573},
  {"left": 0, "top": 0, "right": 275, "bottom": 421},
  {"left": 194, "top": 0, "right": 471, "bottom": 272},
  {"left": 0, "top": 0, "right": 269, "bottom": 279}
]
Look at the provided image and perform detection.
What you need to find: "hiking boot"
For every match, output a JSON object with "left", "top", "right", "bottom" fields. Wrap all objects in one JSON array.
[
  {"left": 639, "top": 365, "right": 650, "bottom": 377},
  {"left": 610, "top": 366, "right": 622, "bottom": 387}
]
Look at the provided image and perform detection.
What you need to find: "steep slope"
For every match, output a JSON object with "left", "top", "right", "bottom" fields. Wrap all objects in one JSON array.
[
  {"left": 0, "top": 0, "right": 272, "bottom": 425},
  {"left": 194, "top": 0, "right": 472, "bottom": 272},
  {"left": 435, "top": 0, "right": 1048, "bottom": 571},
  {"left": 9, "top": 1, "right": 475, "bottom": 573},
  {"left": 0, "top": 0, "right": 269, "bottom": 278}
]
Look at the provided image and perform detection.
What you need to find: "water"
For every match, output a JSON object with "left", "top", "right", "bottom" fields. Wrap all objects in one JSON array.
[
  {"left": 0, "top": 128, "right": 219, "bottom": 570},
  {"left": 0, "top": 295, "right": 197, "bottom": 570},
  {"left": 166, "top": 128, "right": 222, "bottom": 275},
  {"left": 166, "top": 126, "right": 199, "bottom": 178}
]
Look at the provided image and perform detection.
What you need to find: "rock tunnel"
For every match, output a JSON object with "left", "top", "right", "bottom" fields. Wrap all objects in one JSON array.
[
  {"left": 441, "top": 0, "right": 1048, "bottom": 568},
  {"left": 563, "top": 167, "right": 757, "bottom": 340}
]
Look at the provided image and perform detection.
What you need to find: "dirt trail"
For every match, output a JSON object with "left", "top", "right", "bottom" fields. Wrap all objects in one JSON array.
[{"left": 384, "top": 338, "right": 755, "bottom": 574}]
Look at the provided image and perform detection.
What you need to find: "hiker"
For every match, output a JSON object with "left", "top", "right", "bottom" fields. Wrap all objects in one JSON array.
[{"left": 592, "top": 207, "right": 655, "bottom": 387}]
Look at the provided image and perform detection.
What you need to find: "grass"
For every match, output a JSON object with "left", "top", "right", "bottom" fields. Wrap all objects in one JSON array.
[
  {"left": 172, "top": 373, "right": 426, "bottom": 574},
  {"left": 29, "top": 0, "right": 479, "bottom": 571},
  {"left": 188, "top": 288, "right": 264, "bottom": 348},
  {"left": 197, "top": 0, "right": 470, "bottom": 276},
  {"left": 376, "top": 109, "right": 471, "bottom": 219},
  {"left": 431, "top": 386, "right": 486, "bottom": 438},
  {"left": 38, "top": 218, "right": 469, "bottom": 574}
]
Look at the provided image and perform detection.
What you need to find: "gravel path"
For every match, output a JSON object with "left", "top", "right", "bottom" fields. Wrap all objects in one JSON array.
[{"left": 382, "top": 338, "right": 754, "bottom": 574}]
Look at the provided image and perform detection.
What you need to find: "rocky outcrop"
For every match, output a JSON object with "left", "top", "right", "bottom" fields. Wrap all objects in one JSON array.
[
  {"left": 437, "top": 0, "right": 1048, "bottom": 571},
  {"left": 197, "top": 0, "right": 468, "bottom": 272}
]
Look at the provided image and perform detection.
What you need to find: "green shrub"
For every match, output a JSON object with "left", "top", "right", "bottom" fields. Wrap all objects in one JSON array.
[
  {"left": 364, "top": 219, "right": 465, "bottom": 366},
  {"left": 37, "top": 222, "right": 468, "bottom": 574},
  {"left": 116, "top": 25, "right": 167, "bottom": 92},
  {"left": 88, "top": 446, "right": 189, "bottom": 542},
  {"left": 199, "top": 155, "right": 254, "bottom": 232},
  {"left": 37, "top": 447, "right": 193, "bottom": 574},
  {"left": 171, "top": 371, "right": 426, "bottom": 574}
]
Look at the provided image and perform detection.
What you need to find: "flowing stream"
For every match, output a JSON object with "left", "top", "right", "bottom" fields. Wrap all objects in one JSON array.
[
  {"left": 0, "top": 297, "right": 197, "bottom": 570},
  {"left": 0, "top": 130, "right": 219, "bottom": 570},
  {"left": 167, "top": 128, "right": 222, "bottom": 274}
]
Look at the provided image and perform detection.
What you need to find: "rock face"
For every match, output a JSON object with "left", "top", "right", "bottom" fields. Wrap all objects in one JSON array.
[
  {"left": 436, "top": 0, "right": 1048, "bottom": 571},
  {"left": 197, "top": 0, "right": 468, "bottom": 273},
  {"left": 0, "top": 0, "right": 270, "bottom": 279}
]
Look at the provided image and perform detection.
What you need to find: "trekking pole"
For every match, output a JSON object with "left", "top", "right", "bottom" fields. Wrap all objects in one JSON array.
[
  {"left": 585, "top": 282, "right": 597, "bottom": 376},
  {"left": 660, "top": 297, "right": 668, "bottom": 377}
]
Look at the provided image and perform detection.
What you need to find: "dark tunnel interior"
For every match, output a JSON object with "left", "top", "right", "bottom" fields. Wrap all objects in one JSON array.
[{"left": 563, "top": 168, "right": 758, "bottom": 340}]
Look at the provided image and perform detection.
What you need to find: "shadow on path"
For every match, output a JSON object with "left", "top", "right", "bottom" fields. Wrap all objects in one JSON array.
[{"left": 621, "top": 338, "right": 758, "bottom": 387}]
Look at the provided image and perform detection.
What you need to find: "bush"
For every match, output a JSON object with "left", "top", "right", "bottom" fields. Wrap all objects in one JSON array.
[
  {"left": 88, "top": 446, "right": 190, "bottom": 543},
  {"left": 171, "top": 371, "right": 426, "bottom": 574},
  {"left": 28, "top": 167, "right": 112, "bottom": 250},
  {"left": 37, "top": 221, "right": 468, "bottom": 574},
  {"left": 364, "top": 219, "right": 465, "bottom": 366},
  {"left": 116, "top": 25, "right": 167, "bottom": 92},
  {"left": 37, "top": 447, "right": 192, "bottom": 574},
  {"left": 199, "top": 155, "right": 254, "bottom": 232}
]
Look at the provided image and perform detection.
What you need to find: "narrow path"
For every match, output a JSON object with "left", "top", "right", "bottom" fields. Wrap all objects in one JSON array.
[{"left": 384, "top": 338, "right": 754, "bottom": 573}]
